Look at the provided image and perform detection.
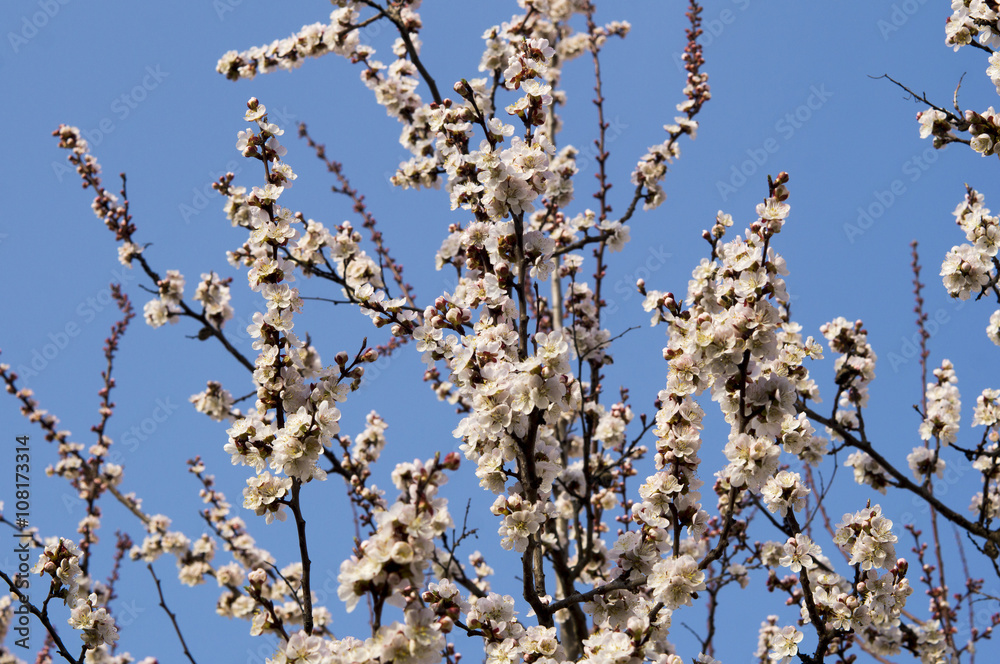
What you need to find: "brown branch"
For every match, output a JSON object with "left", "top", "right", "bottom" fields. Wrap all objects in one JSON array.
[
  {"left": 287, "top": 480, "right": 315, "bottom": 635},
  {"left": 358, "top": 0, "right": 442, "bottom": 104},
  {"left": 800, "top": 403, "right": 1000, "bottom": 550},
  {"left": 546, "top": 573, "right": 638, "bottom": 614},
  {"left": 147, "top": 564, "right": 198, "bottom": 664},
  {"left": 298, "top": 122, "right": 416, "bottom": 310},
  {"left": 698, "top": 485, "right": 741, "bottom": 571},
  {"left": 51, "top": 131, "right": 255, "bottom": 373},
  {"left": 0, "top": 569, "right": 83, "bottom": 664}
]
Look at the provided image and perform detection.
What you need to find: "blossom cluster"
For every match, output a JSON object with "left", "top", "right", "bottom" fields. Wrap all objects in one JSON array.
[
  {"left": 32, "top": 539, "right": 119, "bottom": 649},
  {"left": 906, "top": 360, "right": 959, "bottom": 480},
  {"left": 337, "top": 455, "right": 456, "bottom": 614},
  {"left": 220, "top": 100, "right": 387, "bottom": 521},
  {"left": 216, "top": 5, "right": 373, "bottom": 81},
  {"left": 143, "top": 270, "right": 185, "bottom": 328},
  {"left": 19, "top": 3, "right": 1000, "bottom": 664},
  {"left": 941, "top": 187, "right": 998, "bottom": 302},
  {"left": 971, "top": 388, "right": 1000, "bottom": 519},
  {"left": 946, "top": 1, "right": 1000, "bottom": 51}
]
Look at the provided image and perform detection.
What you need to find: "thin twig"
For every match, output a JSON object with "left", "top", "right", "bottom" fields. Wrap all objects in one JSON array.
[{"left": 147, "top": 564, "right": 198, "bottom": 664}]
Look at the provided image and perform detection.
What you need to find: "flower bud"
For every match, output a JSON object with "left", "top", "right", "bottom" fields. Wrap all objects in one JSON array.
[
  {"left": 443, "top": 451, "right": 461, "bottom": 470},
  {"left": 248, "top": 568, "right": 267, "bottom": 588},
  {"left": 453, "top": 79, "right": 472, "bottom": 98}
]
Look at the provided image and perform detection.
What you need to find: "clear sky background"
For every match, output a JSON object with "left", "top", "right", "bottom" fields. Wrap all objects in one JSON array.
[{"left": 2, "top": 1, "right": 999, "bottom": 662}]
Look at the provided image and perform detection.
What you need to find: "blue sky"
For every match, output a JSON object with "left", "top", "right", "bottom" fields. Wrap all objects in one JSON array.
[{"left": 2, "top": 1, "right": 999, "bottom": 662}]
